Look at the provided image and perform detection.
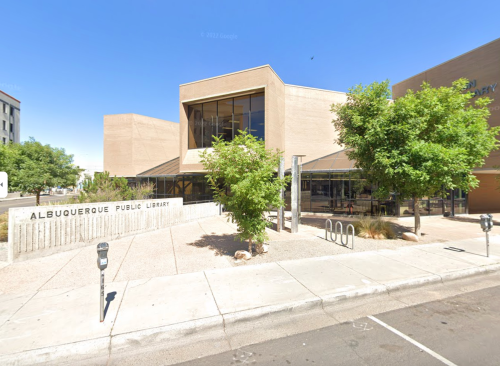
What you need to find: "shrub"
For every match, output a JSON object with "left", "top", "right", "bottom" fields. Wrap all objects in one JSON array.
[
  {"left": 0, "top": 212, "right": 8, "bottom": 242},
  {"left": 352, "top": 215, "right": 395, "bottom": 239},
  {"left": 77, "top": 172, "right": 154, "bottom": 203}
]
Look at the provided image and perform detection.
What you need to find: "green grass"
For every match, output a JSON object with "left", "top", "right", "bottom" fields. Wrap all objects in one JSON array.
[{"left": 352, "top": 215, "right": 396, "bottom": 240}]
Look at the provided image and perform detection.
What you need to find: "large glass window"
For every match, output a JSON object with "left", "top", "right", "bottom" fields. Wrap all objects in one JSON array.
[
  {"left": 233, "top": 95, "right": 250, "bottom": 137},
  {"left": 311, "top": 173, "right": 330, "bottom": 212},
  {"left": 218, "top": 98, "right": 233, "bottom": 142},
  {"left": 250, "top": 93, "right": 265, "bottom": 140},
  {"left": 188, "top": 104, "right": 202, "bottom": 149},
  {"left": 187, "top": 92, "right": 265, "bottom": 149},
  {"left": 203, "top": 102, "right": 217, "bottom": 148}
]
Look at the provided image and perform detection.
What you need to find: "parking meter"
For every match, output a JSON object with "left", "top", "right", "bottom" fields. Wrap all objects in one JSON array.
[
  {"left": 97, "top": 242, "right": 109, "bottom": 322},
  {"left": 479, "top": 214, "right": 493, "bottom": 257},
  {"left": 97, "top": 242, "right": 109, "bottom": 270},
  {"left": 480, "top": 214, "right": 493, "bottom": 232}
]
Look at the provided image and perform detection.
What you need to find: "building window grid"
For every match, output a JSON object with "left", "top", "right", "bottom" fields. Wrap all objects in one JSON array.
[
  {"left": 285, "top": 171, "right": 467, "bottom": 217},
  {"left": 189, "top": 93, "right": 264, "bottom": 149}
]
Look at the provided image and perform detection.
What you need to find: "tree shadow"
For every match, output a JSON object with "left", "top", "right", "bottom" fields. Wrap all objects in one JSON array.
[
  {"left": 188, "top": 233, "right": 250, "bottom": 257},
  {"left": 444, "top": 216, "right": 500, "bottom": 226}
]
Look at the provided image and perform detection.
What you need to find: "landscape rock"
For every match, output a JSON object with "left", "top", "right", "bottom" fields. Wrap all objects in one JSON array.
[
  {"left": 255, "top": 244, "right": 269, "bottom": 254},
  {"left": 234, "top": 250, "right": 252, "bottom": 260},
  {"left": 402, "top": 232, "right": 419, "bottom": 242}
]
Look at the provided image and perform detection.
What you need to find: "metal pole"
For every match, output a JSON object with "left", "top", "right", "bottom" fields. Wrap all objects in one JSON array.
[
  {"left": 277, "top": 157, "right": 284, "bottom": 232},
  {"left": 298, "top": 159, "right": 302, "bottom": 225},
  {"left": 486, "top": 231, "right": 490, "bottom": 257},
  {"left": 291, "top": 156, "right": 299, "bottom": 233},
  {"left": 100, "top": 270, "right": 105, "bottom": 322}
]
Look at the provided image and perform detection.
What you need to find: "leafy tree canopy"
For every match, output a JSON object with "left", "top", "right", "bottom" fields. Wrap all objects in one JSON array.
[
  {"left": 200, "top": 131, "right": 290, "bottom": 253},
  {"left": 7, "top": 138, "right": 82, "bottom": 205},
  {"left": 332, "top": 79, "right": 499, "bottom": 235},
  {"left": 79, "top": 171, "right": 153, "bottom": 202}
]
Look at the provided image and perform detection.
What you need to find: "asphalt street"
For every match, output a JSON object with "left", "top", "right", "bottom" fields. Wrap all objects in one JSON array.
[
  {"left": 174, "top": 285, "right": 500, "bottom": 366},
  {"left": 0, "top": 194, "right": 76, "bottom": 214}
]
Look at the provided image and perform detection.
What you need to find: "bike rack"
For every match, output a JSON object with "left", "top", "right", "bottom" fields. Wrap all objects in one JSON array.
[
  {"left": 324, "top": 219, "right": 354, "bottom": 249},
  {"left": 325, "top": 219, "right": 333, "bottom": 241}
]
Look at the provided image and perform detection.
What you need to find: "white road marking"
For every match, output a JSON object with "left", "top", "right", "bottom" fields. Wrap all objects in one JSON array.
[{"left": 368, "top": 315, "right": 458, "bottom": 366}]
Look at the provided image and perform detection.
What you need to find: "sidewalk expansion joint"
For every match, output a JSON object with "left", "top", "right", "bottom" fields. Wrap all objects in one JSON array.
[
  {"left": 203, "top": 271, "right": 232, "bottom": 349},
  {"left": 0, "top": 291, "right": 37, "bottom": 329},
  {"left": 107, "top": 280, "right": 130, "bottom": 364},
  {"left": 112, "top": 236, "right": 136, "bottom": 282},
  {"left": 37, "top": 246, "right": 85, "bottom": 291},
  {"left": 275, "top": 262, "right": 337, "bottom": 322},
  {"left": 170, "top": 227, "right": 179, "bottom": 275}
]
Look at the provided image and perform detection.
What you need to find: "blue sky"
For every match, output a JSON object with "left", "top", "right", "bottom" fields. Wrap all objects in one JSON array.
[{"left": 3, "top": 0, "right": 500, "bottom": 170}]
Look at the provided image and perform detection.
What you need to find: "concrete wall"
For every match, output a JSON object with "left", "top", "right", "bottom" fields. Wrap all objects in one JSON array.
[
  {"left": 0, "top": 90, "right": 20, "bottom": 145},
  {"left": 104, "top": 113, "right": 180, "bottom": 177},
  {"left": 284, "top": 85, "right": 347, "bottom": 167},
  {"left": 179, "top": 65, "right": 285, "bottom": 172},
  {"left": 7, "top": 198, "right": 220, "bottom": 262}
]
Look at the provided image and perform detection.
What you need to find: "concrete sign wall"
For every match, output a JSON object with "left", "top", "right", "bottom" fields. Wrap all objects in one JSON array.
[{"left": 7, "top": 198, "right": 219, "bottom": 262}]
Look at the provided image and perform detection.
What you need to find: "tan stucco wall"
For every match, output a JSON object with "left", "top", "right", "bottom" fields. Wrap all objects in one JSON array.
[
  {"left": 178, "top": 65, "right": 347, "bottom": 171},
  {"left": 104, "top": 113, "right": 179, "bottom": 177},
  {"left": 393, "top": 38, "right": 500, "bottom": 169},
  {"left": 284, "top": 85, "right": 346, "bottom": 167},
  {"left": 469, "top": 174, "right": 500, "bottom": 214},
  {"left": 179, "top": 65, "right": 285, "bottom": 172}
]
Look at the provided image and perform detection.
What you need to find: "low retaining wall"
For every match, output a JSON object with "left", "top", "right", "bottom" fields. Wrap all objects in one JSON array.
[{"left": 7, "top": 198, "right": 220, "bottom": 262}]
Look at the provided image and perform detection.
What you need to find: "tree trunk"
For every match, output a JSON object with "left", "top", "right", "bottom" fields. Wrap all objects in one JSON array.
[
  {"left": 36, "top": 191, "right": 41, "bottom": 206},
  {"left": 413, "top": 195, "right": 421, "bottom": 236},
  {"left": 248, "top": 236, "right": 252, "bottom": 254}
]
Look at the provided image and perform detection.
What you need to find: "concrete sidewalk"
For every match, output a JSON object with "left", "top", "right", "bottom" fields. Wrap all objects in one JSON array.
[{"left": 1, "top": 235, "right": 499, "bottom": 365}]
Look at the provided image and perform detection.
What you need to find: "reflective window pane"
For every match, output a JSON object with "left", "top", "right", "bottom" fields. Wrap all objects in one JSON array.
[
  {"left": 157, "top": 177, "right": 166, "bottom": 195},
  {"left": 218, "top": 98, "right": 233, "bottom": 142},
  {"left": 311, "top": 173, "right": 330, "bottom": 213},
  {"left": 166, "top": 178, "right": 175, "bottom": 195},
  {"left": 250, "top": 93, "right": 265, "bottom": 140},
  {"left": 233, "top": 96, "right": 250, "bottom": 137},
  {"left": 203, "top": 102, "right": 216, "bottom": 148},
  {"left": 188, "top": 104, "right": 202, "bottom": 149}
]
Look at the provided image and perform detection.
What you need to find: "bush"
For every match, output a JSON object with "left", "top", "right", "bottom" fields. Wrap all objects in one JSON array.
[
  {"left": 78, "top": 172, "right": 154, "bottom": 203},
  {"left": 352, "top": 215, "right": 395, "bottom": 239},
  {"left": 0, "top": 212, "right": 8, "bottom": 242}
]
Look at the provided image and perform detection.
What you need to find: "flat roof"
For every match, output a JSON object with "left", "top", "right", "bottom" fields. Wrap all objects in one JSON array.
[
  {"left": 0, "top": 90, "right": 20, "bottom": 103},
  {"left": 180, "top": 65, "right": 285, "bottom": 87}
]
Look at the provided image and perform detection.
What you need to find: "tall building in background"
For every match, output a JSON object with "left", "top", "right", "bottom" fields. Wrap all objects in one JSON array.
[{"left": 0, "top": 90, "right": 20, "bottom": 145}]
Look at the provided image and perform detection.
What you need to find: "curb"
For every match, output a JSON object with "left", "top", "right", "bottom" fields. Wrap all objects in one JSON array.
[{"left": 2, "top": 263, "right": 500, "bottom": 365}]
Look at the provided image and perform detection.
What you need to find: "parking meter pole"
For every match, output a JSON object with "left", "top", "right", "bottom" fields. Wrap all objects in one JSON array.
[
  {"left": 97, "top": 242, "right": 109, "bottom": 323},
  {"left": 100, "top": 270, "right": 105, "bottom": 322},
  {"left": 486, "top": 231, "right": 490, "bottom": 258}
]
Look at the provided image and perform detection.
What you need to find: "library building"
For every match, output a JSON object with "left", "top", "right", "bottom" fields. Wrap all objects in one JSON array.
[{"left": 104, "top": 38, "right": 500, "bottom": 216}]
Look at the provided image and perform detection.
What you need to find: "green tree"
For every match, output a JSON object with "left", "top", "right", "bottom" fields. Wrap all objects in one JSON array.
[
  {"left": 200, "top": 131, "right": 290, "bottom": 254},
  {"left": 79, "top": 171, "right": 154, "bottom": 202},
  {"left": 8, "top": 138, "right": 82, "bottom": 205},
  {"left": 332, "top": 79, "right": 499, "bottom": 235},
  {"left": 0, "top": 142, "right": 14, "bottom": 178}
]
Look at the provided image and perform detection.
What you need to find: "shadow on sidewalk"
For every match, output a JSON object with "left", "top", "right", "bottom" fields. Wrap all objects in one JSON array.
[
  {"left": 104, "top": 291, "right": 117, "bottom": 319},
  {"left": 444, "top": 216, "right": 500, "bottom": 226},
  {"left": 188, "top": 234, "right": 249, "bottom": 257}
]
